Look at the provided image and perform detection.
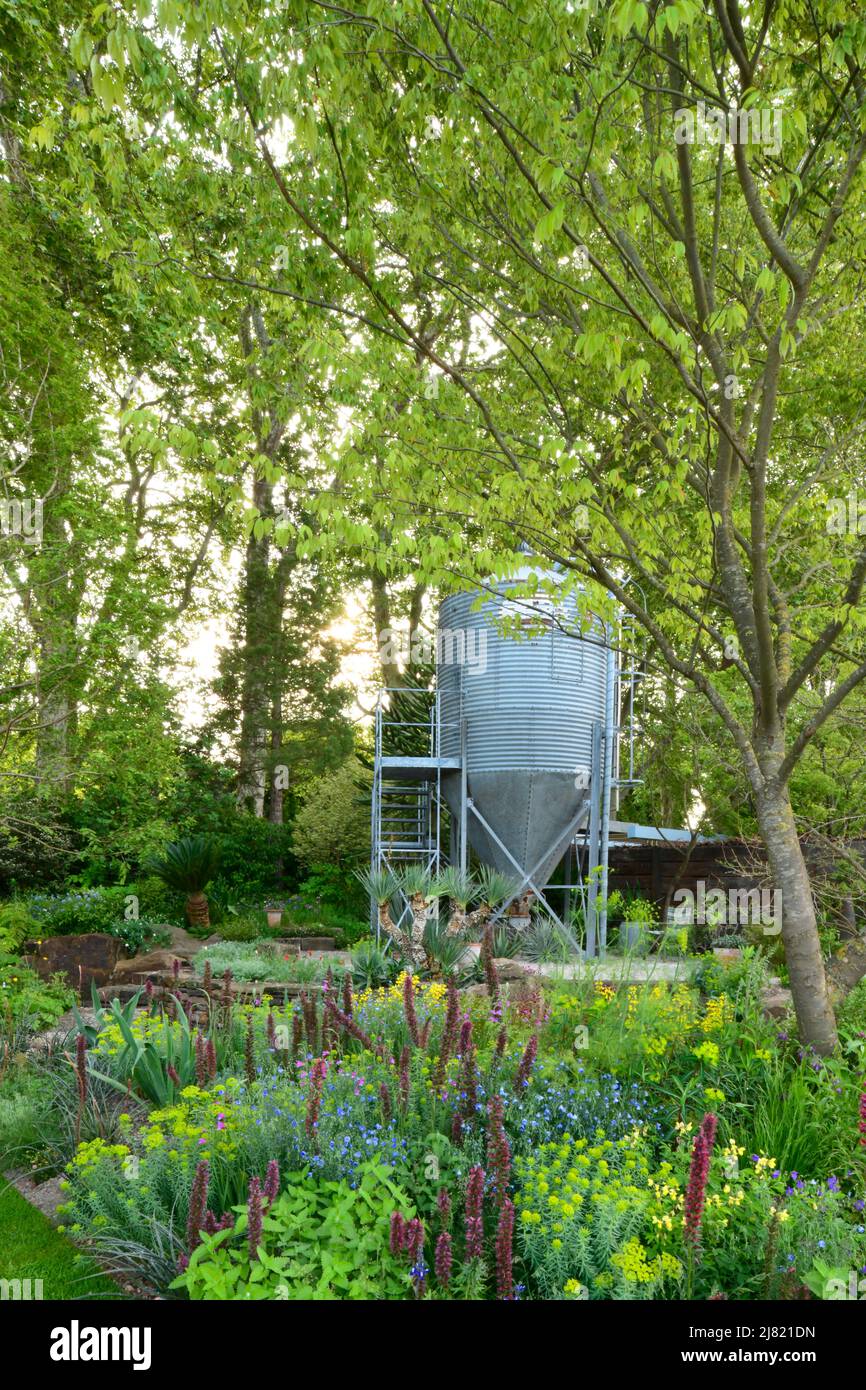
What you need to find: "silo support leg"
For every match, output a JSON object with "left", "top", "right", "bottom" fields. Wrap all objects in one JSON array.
[
  {"left": 585, "top": 722, "right": 603, "bottom": 958},
  {"left": 468, "top": 795, "right": 591, "bottom": 934}
]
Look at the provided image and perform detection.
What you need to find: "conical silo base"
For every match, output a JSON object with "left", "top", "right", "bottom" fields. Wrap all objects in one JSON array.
[{"left": 443, "top": 770, "right": 588, "bottom": 893}]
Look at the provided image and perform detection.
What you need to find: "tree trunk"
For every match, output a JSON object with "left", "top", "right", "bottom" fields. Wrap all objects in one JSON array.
[
  {"left": 408, "top": 893, "right": 429, "bottom": 969},
  {"left": 35, "top": 632, "right": 74, "bottom": 794},
  {"left": 756, "top": 784, "right": 838, "bottom": 1054},
  {"left": 185, "top": 891, "right": 211, "bottom": 930}
]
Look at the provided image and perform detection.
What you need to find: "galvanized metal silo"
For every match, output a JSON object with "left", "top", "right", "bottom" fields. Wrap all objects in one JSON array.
[{"left": 437, "top": 563, "right": 611, "bottom": 892}]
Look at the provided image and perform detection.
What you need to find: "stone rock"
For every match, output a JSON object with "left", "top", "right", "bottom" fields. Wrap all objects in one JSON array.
[
  {"left": 7, "top": 1172, "right": 66, "bottom": 1224},
  {"left": 29, "top": 1007, "right": 99, "bottom": 1054},
  {"left": 161, "top": 925, "right": 210, "bottom": 959},
  {"left": 761, "top": 986, "right": 793, "bottom": 1019},
  {"left": 112, "top": 948, "right": 192, "bottom": 981},
  {"left": 492, "top": 957, "right": 534, "bottom": 982},
  {"left": 22, "top": 933, "right": 125, "bottom": 997}
]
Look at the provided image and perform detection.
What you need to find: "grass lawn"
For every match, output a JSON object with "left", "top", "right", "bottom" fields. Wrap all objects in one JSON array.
[{"left": 0, "top": 1184, "right": 119, "bottom": 1300}]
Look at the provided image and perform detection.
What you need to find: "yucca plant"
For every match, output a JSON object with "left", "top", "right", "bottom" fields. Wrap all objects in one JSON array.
[
  {"left": 354, "top": 865, "right": 419, "bottom": 967},
  {"left": 469, "top": 865, "right": 521, "bottom": 933},
  {"left": 354, "top": 866, "right": 398, "bottom": 936},
  {"left": 422, "top": 914, "right": 471, "bottom": 979},
  {"left": 146, "top": 835, "right": 221, "bottom": 929},
  {"left": 432, "top": 866, "right": 476, "bottom": 935},
  {"left": 72, "top": 980, "right": 145, "bottom": 1046},
  {"left": 395, "top": 864, "right": 440, "bottom": 970}
]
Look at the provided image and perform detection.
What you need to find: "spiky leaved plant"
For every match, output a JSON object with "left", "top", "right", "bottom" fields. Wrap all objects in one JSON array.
[
  {"left": 432, "top": 866, "right": 476, "bottom": 935},
  {"left": 146, "top": 835, "right": 221, "bottom": 930},
  {"left": 469, "top": 866, "right": 521, "bottom": 934}
]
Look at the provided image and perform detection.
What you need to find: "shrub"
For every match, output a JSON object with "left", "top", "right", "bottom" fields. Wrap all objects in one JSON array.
[
  {"left": 215, "top": 913, "right": 267, "bottom": 943},
  {"left": 515, "top": 1133, "right": 678, "bottom": 1299},
  {"left": 25, "top": 886, "right": 132, "bottom": 936},
  {"left": 290, "top": 759, "right": 371, "bottom": 870},
  {"left": 194, "top": 941, "right": 348, "bottom": 985},
  {"left": 0, "top": 955, "right": 74, "bottom": 1030},
  {"left": 209, "top": 815, "right": 297, "bottom": 904}
]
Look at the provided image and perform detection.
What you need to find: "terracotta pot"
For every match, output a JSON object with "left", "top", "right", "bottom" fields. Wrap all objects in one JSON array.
[
  {"left": 266, "top": 910, "right": 282, "bottom": 928},
  {"left": 712, "top": 947, "right": 743, "bottom": 965}
]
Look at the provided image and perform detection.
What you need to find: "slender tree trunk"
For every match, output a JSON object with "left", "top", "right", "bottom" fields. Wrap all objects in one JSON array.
[
  {"left": 236, "top": 478, "right": 272, "bottom": 817},
  {"left": 35, "top": 630, "right": 74, "bottom": 794},
  {"left": 756, "top": 782, "right": 838, "bottom": 1054}
]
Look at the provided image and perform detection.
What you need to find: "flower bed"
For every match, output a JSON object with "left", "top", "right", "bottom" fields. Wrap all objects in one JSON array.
[{"left": 1, "top": 951, "right": 862, "bottom": 1301}]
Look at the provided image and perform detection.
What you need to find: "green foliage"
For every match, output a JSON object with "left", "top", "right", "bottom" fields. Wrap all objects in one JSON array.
[
  {"left": 0, "top": 901, "right": 38, "bottom": 953},
  {"left": 350, "top": 938, "right": 398, "bottom": 990},
  {"left": 0, "top": 1069, "right": 45, "bottom": 1166},
  {"left": 172, "top": 1163, "right": 413, "bottom": 1301}
]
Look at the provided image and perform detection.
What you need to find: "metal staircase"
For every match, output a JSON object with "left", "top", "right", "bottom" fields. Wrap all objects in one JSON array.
[{"left": 371, "top": 689, "right": 455, "bottom": 882}]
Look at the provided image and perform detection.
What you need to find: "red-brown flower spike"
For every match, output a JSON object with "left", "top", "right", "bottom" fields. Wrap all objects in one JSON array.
[
  {"left": 435, "top": 1231, "right": 452, "bottom": 1289},
  {"left": 684, "top": 1112, "right": 718, "bottom": 1253},
  {"left": 390, "top": 1210, "right": 407, "bottom": 1256},
  {"left": 514, "top": 1032, "right": 538, "bottom": 1091},
  {"left": 264, "top": 1159, "right": 280, "bottom": 1205},
  {"left": 75, "top": 1032, "right": 88, "bottom": 1104},
  {"left": 186, "top": 1158, "right": 210, "bottom": 1253},
  {"left": 247, "top": 1176, "right": 263, "bottom": 1261},
  {"left": 465, "top": 1165, "right": 485, "bottom": 1260},
  {"left": 403, "top": 971, "right": 421, "bottom": 1046},
  {"left": 495, "top": 1199, "right": 515, "bottom": 1299},
  {"left": 487, "top": 1093, "right": 511, "bottom": 1205}
]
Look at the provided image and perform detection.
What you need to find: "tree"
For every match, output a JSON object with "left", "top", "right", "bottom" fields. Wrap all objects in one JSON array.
[
  {"left": 24, "top": 0, "right": 866, "bottom": 1054},
  {"left": 174, "top": 0, "right": 866, "bottom": 1054}
]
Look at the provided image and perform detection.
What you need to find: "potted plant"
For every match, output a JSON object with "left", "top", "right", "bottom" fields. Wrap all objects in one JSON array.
[
  {"left": 712, "top": 931, "right": 745, "bottom": 965},
  {"left": 617, "top": 894, "right": 660, "bottom": 954},
  {"left": 265, "top": 901, "right": 283, "bottom": 929}
]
